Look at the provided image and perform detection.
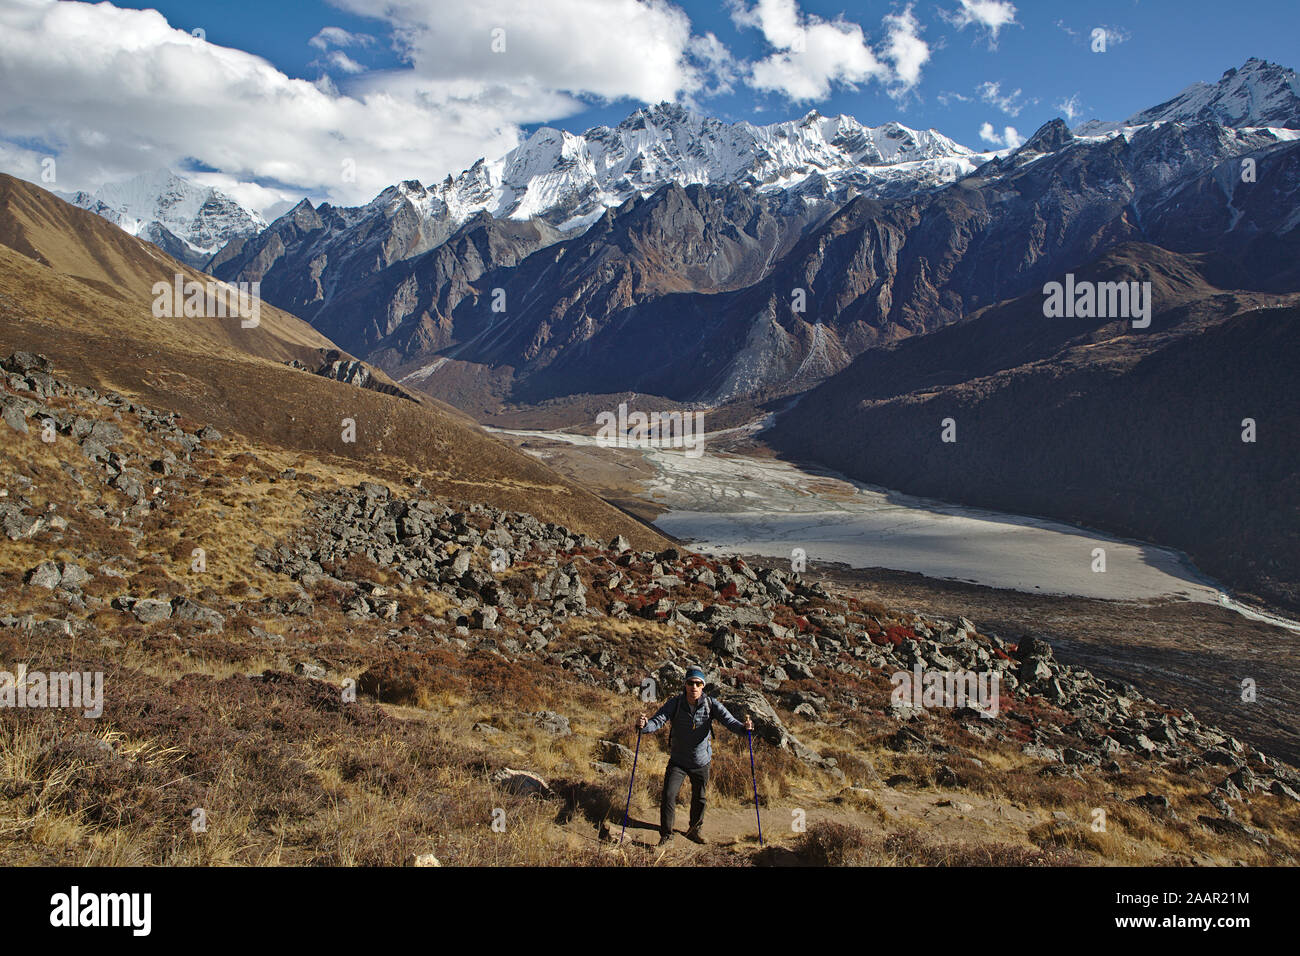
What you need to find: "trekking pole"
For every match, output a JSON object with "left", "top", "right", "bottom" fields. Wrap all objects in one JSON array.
[
  {"left": 747, "top": 722, "right": 764, "bottom": 847},
  {"left": 620, "top": 728, "right": 642, "bottom": 844}
]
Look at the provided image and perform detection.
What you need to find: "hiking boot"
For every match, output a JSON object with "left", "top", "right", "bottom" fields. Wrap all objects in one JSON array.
[
  {"left": 658, "top": 832, "right": 674, "bottom": 846},
  {"left": 686, "top": 827, "right": 707, "bottom": 845}
]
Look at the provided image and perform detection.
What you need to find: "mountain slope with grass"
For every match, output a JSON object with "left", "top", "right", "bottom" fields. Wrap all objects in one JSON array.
[
  {"left": 1, "top": 350, "right": 1298, "bottom": 865},
  {"left": 0, "top": 173, "right": 660, "bottom": 546}
]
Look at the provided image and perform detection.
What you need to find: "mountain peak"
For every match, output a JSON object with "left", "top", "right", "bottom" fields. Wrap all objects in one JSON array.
[
  {"left": 1082, "top": 57, "right": 1300, "bottom": 134},
  {"left": 418, "top": 101, "right": 977, "bottom": 232},
  {"left": 618, "top": 101, "right": 699, "bottom": 131},
  {"left": 1021, "top": 118, "right": 1075, "bottom": 155},
  {"left": 66, "top": 169, "right": 268, "bottom": 268}
]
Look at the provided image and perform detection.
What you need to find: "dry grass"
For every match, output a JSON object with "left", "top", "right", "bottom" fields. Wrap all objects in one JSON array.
[
  {"left": 2, "top": 322, "right": 1298, "bottom": 866},
  {"left": 791, "top": 820, "right": 1075, "bottom": 866}
]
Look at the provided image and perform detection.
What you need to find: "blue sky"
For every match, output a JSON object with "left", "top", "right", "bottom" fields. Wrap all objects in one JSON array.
[
  {"left": 2, "top": 0, "right": 1297, "bottom": 214},
  {"left": 117, "top": 0, "right": 1300, "bottom": 138}
]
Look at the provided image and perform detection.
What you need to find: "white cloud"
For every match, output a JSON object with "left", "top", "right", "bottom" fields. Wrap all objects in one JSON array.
[
  {"left": 882, "top": 5, "right": 930, "bottom": 96},
  {"left": 729, "top": 0, "right": 930, "bottom": 102},
  {"left": 1055, "top": 93, "right": 1084, "bottom": 123},
  {"left": 937, "top": 90, "right": 972, "bottom": 106},
  {"left": 308, "top": 26, "right": 373, "bottom": 51},
  {"left": 978, "top": 122, "right": 1022, "bottom": 148},
  {"left": 733, "top": 0, "right": 887, "bottom": 101},
  {"left": 943, "top": 0, "right": 1018, "bottom": 45},
  {"left": 315, "top": 50, "right": 366, "bottom": 74},
  {"left": 977, "top": 80, "right": 1031, "bottom": 116},
  {"left": 334, "top": 0, "right": 713, "bottom": 104},
  {"left": 0, "top": 140, "right": 50, "bottom": 186},
  {"left": 189, "top": 174, "right": 301, "bottom": 218},
  {"left": 0, "top": 0, "right": 735, "bottom": 214},
  {"left": 687, "top": 32, "right": 740, "bottom": 99}
]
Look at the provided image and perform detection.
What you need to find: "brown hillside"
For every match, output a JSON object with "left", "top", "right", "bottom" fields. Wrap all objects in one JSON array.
[{"left": 0, "top": 174, "right": 664, "bottom": 549}]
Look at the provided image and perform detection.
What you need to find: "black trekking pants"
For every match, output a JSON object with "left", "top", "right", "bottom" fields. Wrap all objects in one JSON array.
[{"left": 661, "top": 761, "right": 710, "bottom": 835}]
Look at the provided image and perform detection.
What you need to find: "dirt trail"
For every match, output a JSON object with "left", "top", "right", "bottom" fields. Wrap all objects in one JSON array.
[{"left": 560, "top": 783, "right": 1046, "bottom": 864}]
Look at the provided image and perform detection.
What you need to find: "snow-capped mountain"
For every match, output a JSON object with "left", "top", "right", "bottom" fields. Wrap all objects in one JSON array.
[
  {"left": 213, "top": 56, "right": 1300, "bottom": 422},
  {"left": 425, "top": 102, "right": 981, "bottom": 231},
  {"left": 68, "top": 170, "right": 267, "bottom": 268},
  {"left": 1077, "top": 57, "right": 1300, "bottom": 134},
  {"left": 211, "top": 104, "right": 986, "bottom": 332}
]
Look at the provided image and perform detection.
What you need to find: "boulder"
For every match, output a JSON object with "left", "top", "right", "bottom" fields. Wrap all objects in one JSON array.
[
  {"left": 654, "top": 660, "right": 686, "bottom": 692},
  {"left": 531, "top": 710, "right": 571, "bottom": 736},
  {"left": 131, "top": 598, "right": 174, "bottom": 624},
  {"left": 88, "top": 421, "right": 124, "bottom": 445},
  {"left": 25, "top": 561, "right": 62, "bottom": 589},
  {"left": 471, "top": 606, "right": 499, "bottom": 630},
  {"left": 171, "top": 597, "right": 226, "bottom": 631},
  {"left": 57, "top": 562, "right": 92, "bottom": 589},
  {"left": 3, "top": 351, "right": 53, "bottom": 374},
  {"left": 599, "top": 739, "right": 636, "bottom": 766},
  {"left": 2, "top": 508, "right": 44, "bottom": 540},
  {"left": 359, "top": 481, "right": 390, "bottom": 501},
  {"left": 79, "top": 438, "right": 110, "bottom": 462},
  {"left": 1268, "top": 779, "right": 1300, "bottom": 802},
  {"left": 451, "top": 550, "right": 472, "bottom": 576},
  {"left": 716, "top": 688, "right": 785, "bottom": 748},
  {"left": 491, "top": 768, "right": 553, "bottom": 798},
  {"left": 784, "top": 659, "right": 814, "bottom": 680},
  {"left": 293, "top": 661, "right": 327, "bottom": 680},
  {"left": 710, "top": 628, "right": 740, "bottom": 657},
  {"left": 1, "top": 404, "right": 27, "bottom": 434}
]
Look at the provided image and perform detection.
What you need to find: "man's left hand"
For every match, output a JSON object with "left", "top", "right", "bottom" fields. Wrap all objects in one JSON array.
[{"left": 744, "top": 716, "right": 754, "bottom": 731}]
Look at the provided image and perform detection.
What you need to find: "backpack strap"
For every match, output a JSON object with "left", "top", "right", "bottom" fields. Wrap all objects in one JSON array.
[{"left": 668, "top": 693, "right": 681, "bottom": 748}]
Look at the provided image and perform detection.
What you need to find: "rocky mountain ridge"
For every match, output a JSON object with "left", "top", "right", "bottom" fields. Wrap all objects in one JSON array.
[
  {"left": 207, "top": 59, "right": 1300, "bottom": 412},
  {"left": 1078, "top": 57, "right": 1300, "bottom": 134}
]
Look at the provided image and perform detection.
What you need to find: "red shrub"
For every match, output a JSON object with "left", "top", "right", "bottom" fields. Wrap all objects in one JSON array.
[{"left": 882, "top": 625, "right": 914, "bottom": 646}]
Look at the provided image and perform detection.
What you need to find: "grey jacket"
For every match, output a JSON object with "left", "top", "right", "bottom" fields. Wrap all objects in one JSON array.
[{"left": 641, "top": 693, "right": 748, "bottom": 770}]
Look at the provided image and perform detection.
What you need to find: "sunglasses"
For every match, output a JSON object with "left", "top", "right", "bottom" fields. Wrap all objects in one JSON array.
[{"left": 685, "top": 680, "right": 704, "bottom": 687}]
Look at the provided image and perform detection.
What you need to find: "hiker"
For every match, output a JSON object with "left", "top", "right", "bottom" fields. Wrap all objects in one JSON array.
[{"left": 637, "top": 667, "right": 753, "bottom": 845}]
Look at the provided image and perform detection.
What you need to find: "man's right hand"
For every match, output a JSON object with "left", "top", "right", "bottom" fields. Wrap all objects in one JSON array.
[{"left": 637, "top": 715, "right": 647, "bottom": 731}]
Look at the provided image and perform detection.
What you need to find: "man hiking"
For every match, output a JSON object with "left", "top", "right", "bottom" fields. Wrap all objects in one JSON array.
[{"left": 637, "top": 666, "right": 753, "bottom": 845}]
